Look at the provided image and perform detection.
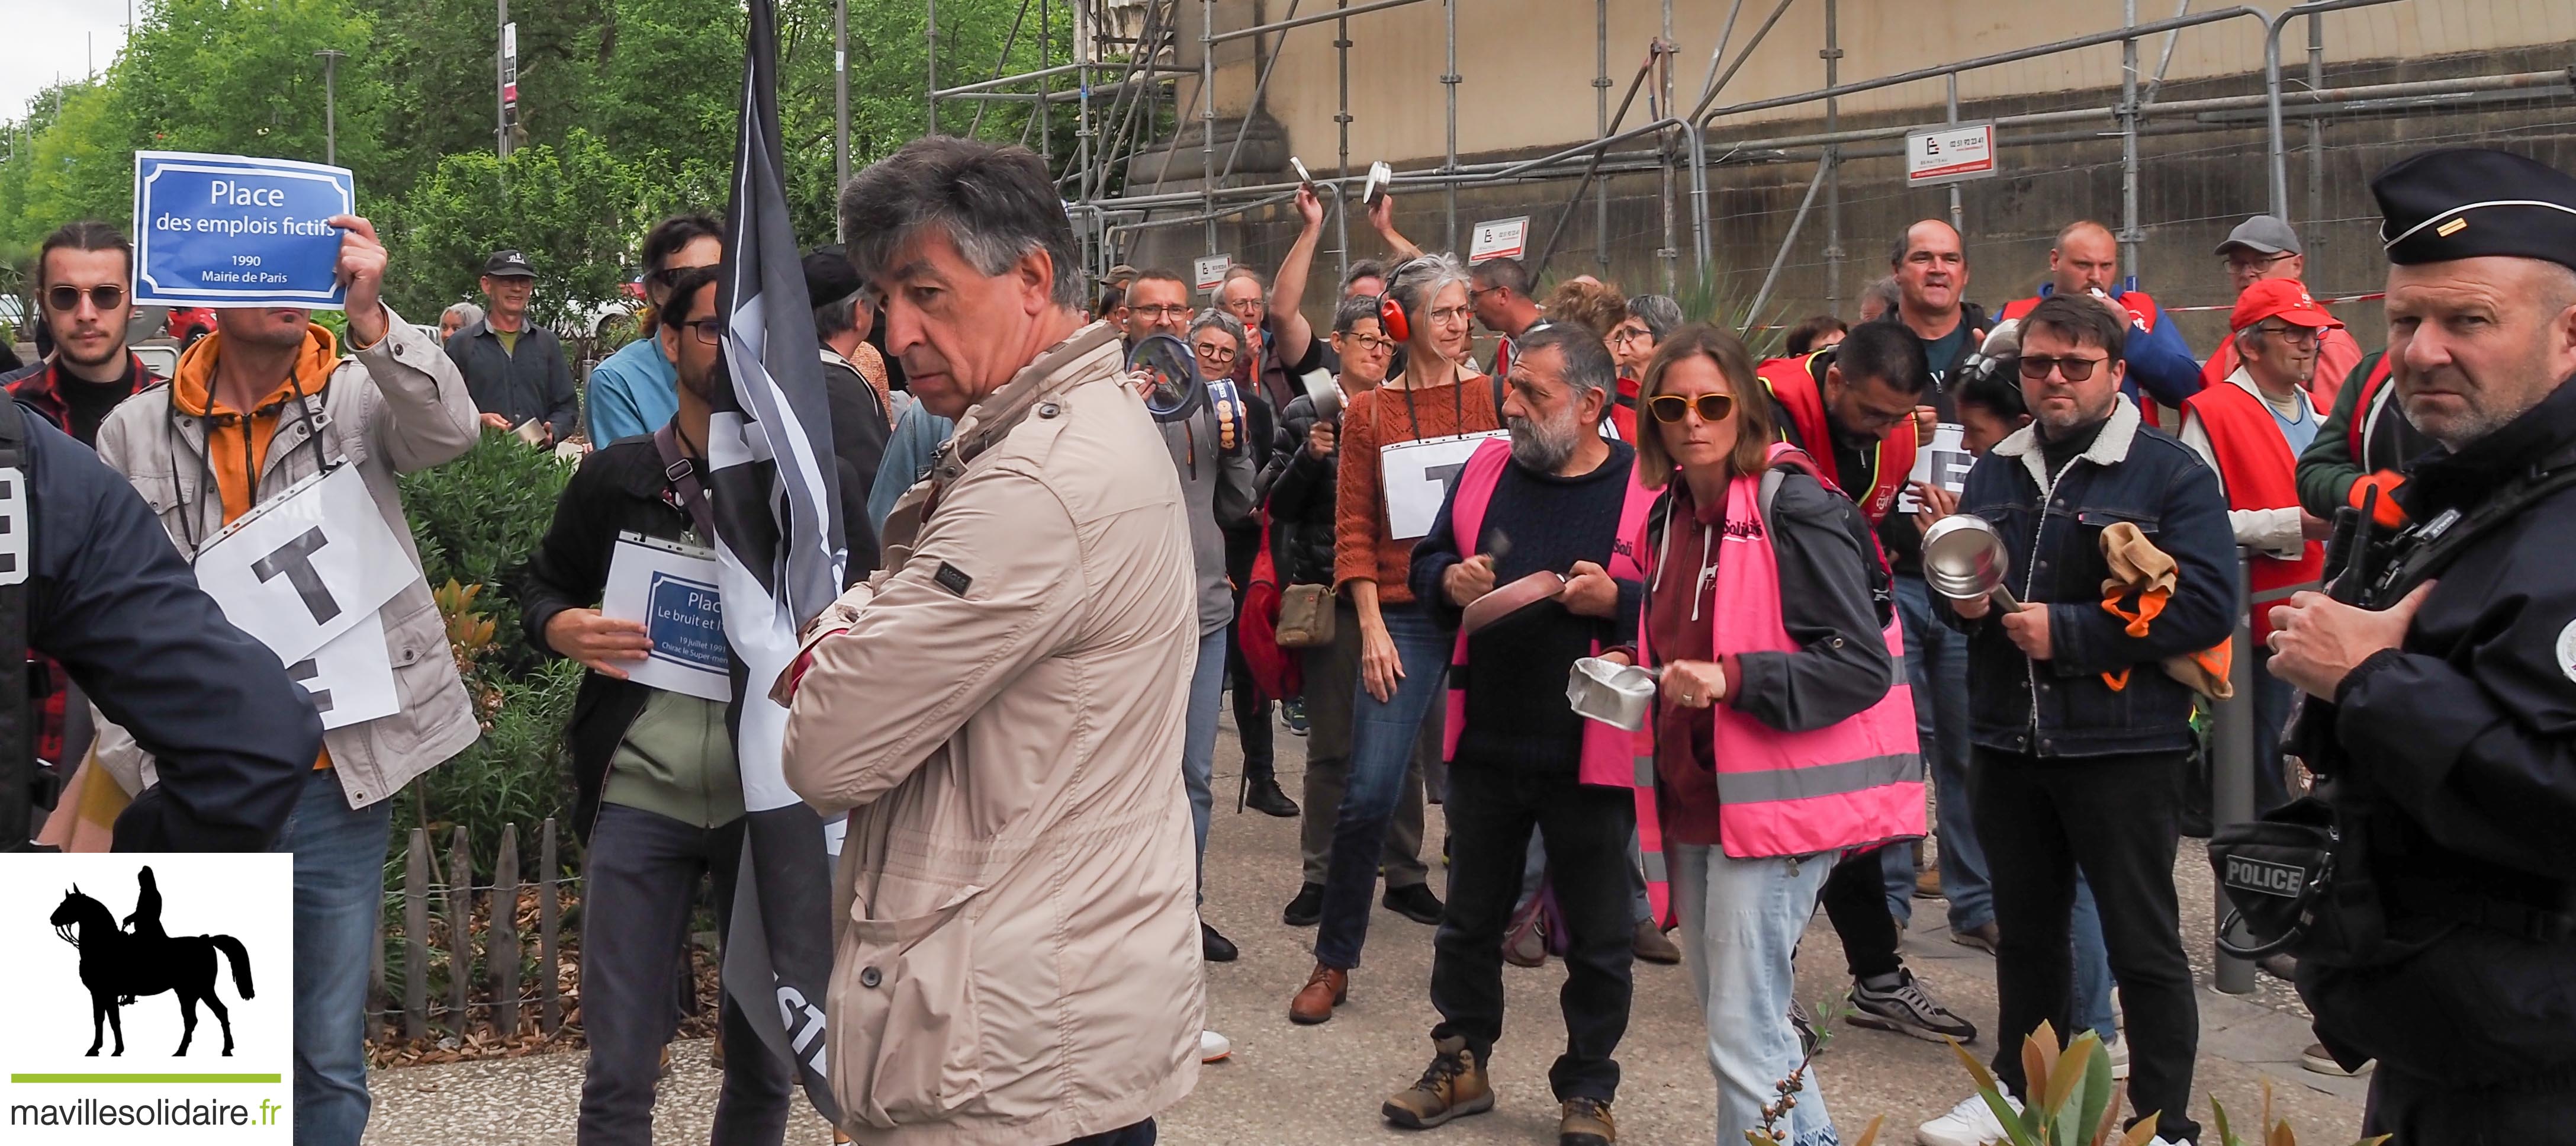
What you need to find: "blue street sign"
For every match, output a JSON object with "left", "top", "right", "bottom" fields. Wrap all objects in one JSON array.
[{"left": 132, "top": 150, "right": 355, "bottom": 310}]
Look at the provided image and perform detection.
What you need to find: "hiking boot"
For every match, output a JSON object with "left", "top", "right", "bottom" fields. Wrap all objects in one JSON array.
[
  {"left": 1382, "top": 1035, "right": 1493, "bottom": 1129},
  {"left": 1281, "top": 882, "right": 1325, "bottom": 927},
  {"left": 1630, "top": 919, "right": 1681, "bottom": 965},
  {"left": 1559, "top": 1096, "right": 1616, "bottom": 1145},
  {"left": 1848, "top": 967, "right": 1977, "bottom": 1043},
  {"left": 1950, "top": 921, "right": 2000, "bottom": 956},
  {"left": 1289, "top": 964, "right": 1347, "bottom": 1025},
  {"left": 1245, "top": 777, "right": 1300, "bottom": 818},
  {"left": 1915, "top": 866, "right": 1945, "bottom": 900},
  {"left": 1384, "top": 882, "right": 1445, "bottom": 925}
]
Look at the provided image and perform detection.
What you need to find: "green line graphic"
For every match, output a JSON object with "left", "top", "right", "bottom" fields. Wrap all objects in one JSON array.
[{"left": 9, "top": 1073, "right": 284, "bottom": 1083}]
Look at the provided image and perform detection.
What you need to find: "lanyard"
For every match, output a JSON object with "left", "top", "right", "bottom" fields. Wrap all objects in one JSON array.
[{"left": 1391, "top": 361, "right": 1464, "bottom": 443}]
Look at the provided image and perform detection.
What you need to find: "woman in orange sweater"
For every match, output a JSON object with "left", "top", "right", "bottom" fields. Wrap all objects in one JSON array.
[{"left": 1291, "top": 254, "right": 1505, "bottom": 1024}]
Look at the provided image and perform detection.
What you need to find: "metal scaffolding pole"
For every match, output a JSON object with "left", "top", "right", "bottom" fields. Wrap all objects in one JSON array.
[
  {"left": 2305, "top": 12, "right": 2326, "bottom": 245},
  {"left": 1443, "top": 0, "right": 1459, "bottom": 254},
  {"left": 1595, "top": 0, "right": 1610, "bottom": 274},
  {"left": 1218, "top": 0, "right": 1307, "bottom": 184},
  {"left": 1202, "top": 0, "right": 1217, "bottom": 252},
  {"left": 2120, "top": 0, "right": 2144, "bottom": 280},
  {"left": 1336, "top": 0, "right": 1352, "bottom": 285},
  {"left": 1945, "top": 72, "right": 1963, "bottom": 233},
  {"left": 1823, "top": 0, "right": 1844, "bottom": 317}
]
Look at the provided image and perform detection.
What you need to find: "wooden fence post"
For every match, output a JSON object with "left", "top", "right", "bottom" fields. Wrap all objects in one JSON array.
[
  {"left": 492, "top": 823, "right": 522, "bottom": 1039},
  {"left": 404, "top": 827, "right": 428, "bottom": 1041},
  {"left": 539, "top": 817, "right": 561, "bottom": 1035},
  {"left": 447, "top": 825, "right": 472, "bottom": 1034}
]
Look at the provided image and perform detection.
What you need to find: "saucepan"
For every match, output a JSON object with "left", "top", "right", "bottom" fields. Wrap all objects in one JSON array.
[
  {"left": 1920, "top": 513, "right": 2022, "bottom": 612},
  {"left": 1567, "top": 656, "right": 1661, "bottom": 732}
]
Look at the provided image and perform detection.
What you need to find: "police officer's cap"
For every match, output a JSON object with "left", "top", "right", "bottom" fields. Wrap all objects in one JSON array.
[{"left": 2373, "top": 147, "right": 2576, "bottom": 273}]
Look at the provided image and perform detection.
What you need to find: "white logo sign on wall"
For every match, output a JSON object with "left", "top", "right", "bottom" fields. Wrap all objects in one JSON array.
[
  {"left": 1468, "top": 217, "right": 1530, "bottom": 264},
  {"left": 1906, "top": 123, "right": 1998, "bottom": 188},
  {"left": 1194, "top": 254, "right": 1233, "bottom": 296}
]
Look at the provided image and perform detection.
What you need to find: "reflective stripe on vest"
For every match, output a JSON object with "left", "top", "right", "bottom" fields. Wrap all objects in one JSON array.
[
  {"left": 1754, "top": 351, "right": 1915, "bottom": 525},
  {"left": 2183, "top": 376, "right": 2326, "bottom": 644},
  {"left": 1634, "top": 441, "right": 1925, "bottom": 860}
]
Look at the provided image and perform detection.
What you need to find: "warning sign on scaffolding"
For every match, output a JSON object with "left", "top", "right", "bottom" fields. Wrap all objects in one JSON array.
[
  {"left": 1468, "top": 216, "right": 1529, "bottom": 264},
  {"left": 1194, "top": 254, "right": 1232, "bottom": 295},
  {"left": 1906, "top": 123, "right": 1996, "bottom": 188}
]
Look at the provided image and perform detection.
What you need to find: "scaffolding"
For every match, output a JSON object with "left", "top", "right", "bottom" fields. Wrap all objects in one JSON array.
[{"left": 930, "top": 0, "right": 2576, "bottom": 317}]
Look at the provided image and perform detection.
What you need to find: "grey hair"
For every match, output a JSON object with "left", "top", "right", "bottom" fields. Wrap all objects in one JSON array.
[
  {"left": 837, "top": 137, "right": 1084, "bottom": 309},
  {"left": 1511, "top": 322, "right": 1616, "bottom": 405},
  {"left": 1189, "top": 307, "right": 1247, "bottom": 352},
  {"left": 1861, "top": 275, "right": 1904, "bottom": 317},
  {"left": 440, "top": 301, "right": 485, "bottom": 326},
  {"left": 1384, "top": 253, "right": 1472, "bottom": 339},
  {"left": 1469, "top": 255, "right": 1532, "bottom": 297},
  {"left": 1332, "top": 293, "right": 1383, "bottom": 335},
  {"left": 1626, "top": 293, "right": 1684, "bottom": 341}
]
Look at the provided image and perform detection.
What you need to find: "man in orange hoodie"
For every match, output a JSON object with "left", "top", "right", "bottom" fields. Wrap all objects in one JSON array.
[{"left": 92, "top": 211, "right": 482, "bottom": 1146}]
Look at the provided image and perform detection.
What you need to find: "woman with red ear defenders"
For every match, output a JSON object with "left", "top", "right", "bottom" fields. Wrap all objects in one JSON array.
[{"left": 1295, "top": 253, "right": 1507, "bottom": 1019}]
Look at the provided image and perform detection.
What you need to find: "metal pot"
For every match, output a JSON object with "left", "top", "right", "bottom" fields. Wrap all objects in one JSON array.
[
  {"left": 1567, "top": 656, "right": 1660, "bottom": 732},
  {"left": 1920, "top": 513, "right": 2022, "bottom": 612}
]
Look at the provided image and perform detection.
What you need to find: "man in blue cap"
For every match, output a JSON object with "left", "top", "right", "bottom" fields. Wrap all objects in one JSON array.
[{"left": 2268, "top": 147, "right": 2576, "bottom": 1140}]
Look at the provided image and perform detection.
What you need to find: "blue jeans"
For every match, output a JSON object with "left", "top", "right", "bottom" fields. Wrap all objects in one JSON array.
[
  {"left": 1897, "top": 578, "right": 1986, "bottom": 932},
  {"left": 271, "top": 769, "right": 393, "bottom": 1146},
  {"left": 1670, "top": 846, "right": 1840, "bottom": 1146},
  {"left": 2069, "top": 877, "right": 2118, "bottom": 1041},
  {"left": 2253, "top": 649, "right": 2295, "bottom": 816},
  {"left": 1314, "top": 604, "right": 1451, "bottom": 969},
  {"left": 1517, "top": 829, "right": 1656, "bottom": 927},
  {"left": 1184, "top": 627, "right": 1228, "bottom": 897}
]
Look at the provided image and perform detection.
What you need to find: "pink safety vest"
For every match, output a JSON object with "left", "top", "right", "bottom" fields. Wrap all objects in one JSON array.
[
  {"left": 1634, "top": 443, "right": 1926, "bottom": 859},
  {"left": 1439, "top": 437, "right": 1667, "bottom": 922}
]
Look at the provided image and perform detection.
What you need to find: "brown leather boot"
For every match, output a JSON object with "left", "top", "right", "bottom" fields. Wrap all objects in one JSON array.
[
  {"left": 1288, "top": 963, "right": 1347, "bottom": 1025},
  {"left": 1382, "top": 1035, "right": 1493, "bottom": 1129},
  {"left": 1558, "top": 1096, "right": 1616, "bottom": 1145}
]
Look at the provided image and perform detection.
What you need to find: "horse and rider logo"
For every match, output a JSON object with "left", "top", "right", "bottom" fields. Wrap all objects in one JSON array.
[{"left": 47, "top": 866, "right": 256, "bottom": 1057}]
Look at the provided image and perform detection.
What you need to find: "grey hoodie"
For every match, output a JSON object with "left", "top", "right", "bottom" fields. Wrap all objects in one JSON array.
[{"left": 1159, "top": 401, "right": 1256, "bottom": 635}]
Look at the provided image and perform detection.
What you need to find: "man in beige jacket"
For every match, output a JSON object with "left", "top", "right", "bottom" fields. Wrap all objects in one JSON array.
[{"left": 782, "top": 137, "right": 1202, "bottom": 1146}]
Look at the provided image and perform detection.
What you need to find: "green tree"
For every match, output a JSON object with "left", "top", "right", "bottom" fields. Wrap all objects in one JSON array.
[{"left": 116, "top": 0, "right": 388, "bottom": 174}]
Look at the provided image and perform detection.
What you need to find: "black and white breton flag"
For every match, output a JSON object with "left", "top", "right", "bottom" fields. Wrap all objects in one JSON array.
[{"left": 708, "top": 0, "right": 844, "bottom": 1122}]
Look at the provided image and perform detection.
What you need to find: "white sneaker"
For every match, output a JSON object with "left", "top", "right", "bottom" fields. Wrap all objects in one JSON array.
[
  {"left": 1199, "top": 1029, "right": 1232, "bottom": 1063},
  {"left": 2103, "top": 1032, "right": 2130, "bottom": 1080},
  {"left": 1916, "top": 1092, "right": 2018, "bottom": 1146}
]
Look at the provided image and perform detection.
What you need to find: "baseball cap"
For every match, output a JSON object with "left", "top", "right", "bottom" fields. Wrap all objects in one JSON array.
[
  {"left": 484, "top": 249, "right": 537, "bottom": 278},
  {"left": 802, "top": 249, "right": 864, "bottom": 309},
  {"left": 2214, "top": 215, "right": 2302, "bottom": 257},
  {"left": 2230, "top": 278, "right": 2340, "bottom": 333}
]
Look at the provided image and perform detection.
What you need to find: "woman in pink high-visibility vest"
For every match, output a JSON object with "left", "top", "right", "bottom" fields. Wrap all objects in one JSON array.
[{"left": 1603, "top": 323, "right": 1925, "bottom": 1146}]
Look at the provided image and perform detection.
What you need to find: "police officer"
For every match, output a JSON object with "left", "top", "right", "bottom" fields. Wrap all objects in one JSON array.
[
  {"left": 1, "top": 391, "right": 323, "bottom": 852},
  {"left": 2268, "top": 147, "right": 2576, "bottom": 1139}
]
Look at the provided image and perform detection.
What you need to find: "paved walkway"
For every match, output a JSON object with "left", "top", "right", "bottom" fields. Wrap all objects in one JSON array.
[{"left": 365, "top": 708, "right": 2369, "bottom": 1145}]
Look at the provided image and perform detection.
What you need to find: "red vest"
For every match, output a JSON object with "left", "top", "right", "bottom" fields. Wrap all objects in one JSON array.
[
  {"left": 1754, "top": 350, "right": 1915, "bottom": 525},
  {"left": 2002, "top": 291, "right": 2169, "bottom": 427},
  {"left": 2182, "top": 378, "right": 2324, "bottom": 641}
]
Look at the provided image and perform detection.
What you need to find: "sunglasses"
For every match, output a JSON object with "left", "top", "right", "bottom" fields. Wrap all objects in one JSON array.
[
  {"left": 1646, "top": 393, "right": 1736, "bottom": 423},
  {"left": 2018, "top": 354, "right": 2109, "bottom": 382},
  {"left": 46, "top": 284, "right": 126, "bottom": 313}
]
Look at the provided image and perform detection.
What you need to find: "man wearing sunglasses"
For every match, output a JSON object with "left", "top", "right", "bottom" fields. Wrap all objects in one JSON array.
[
  {"left": 2199, "top": 216, "right": 2365, "bottom": 406},
  {"left": 5, "top": 221, "right": 154, "bottom": 448},
  {"left": 509, "top": 264, "right": 797, "bottom": 1143},
  {"left": 2177, "top": 278, "right": 2342, "bottom": 817},
  {"left": 446, "top": 248, "right": 578, "bottom": 444},
  {"left": 587, "top": 214, "right": 723, "bottom": 445}
]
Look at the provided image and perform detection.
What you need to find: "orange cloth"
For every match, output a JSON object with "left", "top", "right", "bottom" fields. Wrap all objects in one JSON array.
[
  {"left": 172, "top": 324, "right": 345, "bottom": 769},
  {"left": 2349, "top": 470, "right": 2408, "bottom": 529},
  {"left": 2096, "top": 521, "right": 2234, "bottom": 699}
]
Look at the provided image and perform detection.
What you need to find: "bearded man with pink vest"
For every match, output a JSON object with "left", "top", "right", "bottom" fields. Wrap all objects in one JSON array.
[
  {"left": 2177, "top": 278, "right": 2339, "bottom": 816},
  {"left": 1920, "top": 294, "right": 2236, "bottom": 1146},
  {"left": 1368, "top": 323, "right": 1644, "bottom": 1146}
]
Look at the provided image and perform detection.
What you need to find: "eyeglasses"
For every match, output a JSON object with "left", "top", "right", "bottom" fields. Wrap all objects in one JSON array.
[
  {"left": 1610, "top": 325, "right": 1654, "bottom": 346},
  {"left": 1193, "top": 342, "right": 1239, "bottom": 363},
  {"left": 687, "top": 318, "right": 725, "bottom": 346},
  {"left": 1339, "top": 332, "right": 1397, "bottom": 353},
  {"left": 2225, "top": 252, "right": 2297, "bottom": 275},
  {"left": 1427, "top": 306, "right": 1472, "bottom": 325},
  {"left": 1646, "top": 393, "right": 1736, "bottom": 423},
  {"left": 2254, "top": 323, "right": 2320, "bottom": 345},
  {"left": 46, "top": 284, "right": 126, "bottom": 313},
  {"left": 2018, "top": 354, "right": 2109, "bottom": 381},
  {"left": 1130, "top": 304, "right": 1191, "bottom": 319}
]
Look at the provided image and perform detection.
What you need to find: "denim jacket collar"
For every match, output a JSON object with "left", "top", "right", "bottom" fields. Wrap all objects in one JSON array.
[{"left": 1993, "top": 394, "right": 2143, "bottom": 492}]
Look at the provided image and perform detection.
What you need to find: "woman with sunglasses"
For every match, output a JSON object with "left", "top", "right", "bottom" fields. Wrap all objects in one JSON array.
[
  {"left": 1291, "top": 253, "right": 1504, "bottom": 1025},
  {"left": 1606, "top": 323, "right": 1920, "bottom": 1146}
]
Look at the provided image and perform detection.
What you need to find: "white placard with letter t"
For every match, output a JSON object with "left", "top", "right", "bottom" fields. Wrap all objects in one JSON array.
[
  {"left": 192, "top": 464, "right": 417, "bottom": 665},
  {"left": 1378, "top": 431, "right": 1509, "bottom": 541}
]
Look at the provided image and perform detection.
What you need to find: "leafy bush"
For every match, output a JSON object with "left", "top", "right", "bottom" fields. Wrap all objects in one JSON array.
[{"left": 1934, "top": 1023, "right": 2388, "bottom": 1146}]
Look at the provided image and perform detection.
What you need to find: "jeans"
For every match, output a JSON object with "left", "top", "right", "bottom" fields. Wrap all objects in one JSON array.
[
  {"left": 271, "top": 769, "right": 392, "bottom": 1146},
  {"left": 1897, "top": 578, "right": 1987, "bottom": 932},
  {"left": 1816, "top": 848, "right": 1906, "bottom": 981},
  {"left": 1059, "top": 1118, "right": 1157, "bottom": 1145},
  {"left": 2252, "top": 649, "right": 2295, "bottom": 815},
  {"left": 2069, "top": 877, "right": 2117, "bottom": 1041},
  {"left": 1432, "top": 761, "right": 1636, "bottom": 1102},
  {"left": 1183, "top": 627, "right": 1228, "bottom": 895},
  {"left": 1514, "top": 828, "right": 1655, "bottom": 927},
  {"left": 577, "top": 805, "right": 793, "bottom": 1146},
  {"left": 1976, "top": 748, "right": 2199, "bottom": 1145},
  {"left": 1297, "top": 604, "right": 1431, "bottom": 889},
  {"left": 1314, "top": 603, "right": 1451, "bottom": 970},
  {"left": 1670, "top": 845, "right": 1840, "bottom": 1146}
]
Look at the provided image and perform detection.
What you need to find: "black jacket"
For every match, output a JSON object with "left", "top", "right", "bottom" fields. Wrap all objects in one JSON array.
[
  {"left": 818, "top": 357, "right": 892, "bottom": 572},
  {"left": 1259, "top": 392, "right": 1337, "bottom": 586},
  {"left": 2302, "top": 374, "right": 2576, "bottom": 1087},
  {"left": 445, "top": 319, "right": 578, "bottom": 441},
  {"left": 12, "top": 406, "right": 323, "bottom": 850},
  {"left": 1945, "top": 397, "right": 2237, "bottom": 757},
  {"left": 507, "top": 437, "right": 711, "bottom": 841}
]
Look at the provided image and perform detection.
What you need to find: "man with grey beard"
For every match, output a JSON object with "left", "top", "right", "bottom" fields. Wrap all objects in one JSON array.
[{"left": 1389, "top": 322, "right": 1644, "bottom": 1144}]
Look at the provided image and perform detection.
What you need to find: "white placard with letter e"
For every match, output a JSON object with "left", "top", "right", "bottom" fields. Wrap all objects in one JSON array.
[
  {"left": 603, "top": 532, "right": 732, "bottom": 702},
  {"left": 192, "top": 464, "right": 417, "bottom": 666},
  {"left": 1899, "top": 423, "right": 1974, "bottom": 513},
  {"left": 1379, "top": 431, "right": 1509, "bottom": 541},
  {"left": 1468, "top": 216, "right": 1530, "bottom": 264},
  {"left": 285, "top": 613, "right": 400, "bottom": 731}
]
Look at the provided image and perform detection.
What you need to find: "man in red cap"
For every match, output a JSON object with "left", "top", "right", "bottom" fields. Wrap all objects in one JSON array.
[{"left": 2177, "top": 277, "right": 2339, "bottom": 813}]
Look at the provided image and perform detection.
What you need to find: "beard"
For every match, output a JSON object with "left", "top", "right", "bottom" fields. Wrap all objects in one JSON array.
[
  {"left": 1508, "top": 408, "right": 1582, "bottom": 472},
  {"left": 2398, "top": 360, "right": 2547, "bottom": 451}
]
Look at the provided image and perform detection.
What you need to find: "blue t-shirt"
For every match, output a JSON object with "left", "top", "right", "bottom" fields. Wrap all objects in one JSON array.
[
  {"left": 2268, "top": 391, "right": 2319, "bottom": 457},
  {"left": 586, "top": 338, "right": 680, "bottom": 445}
]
